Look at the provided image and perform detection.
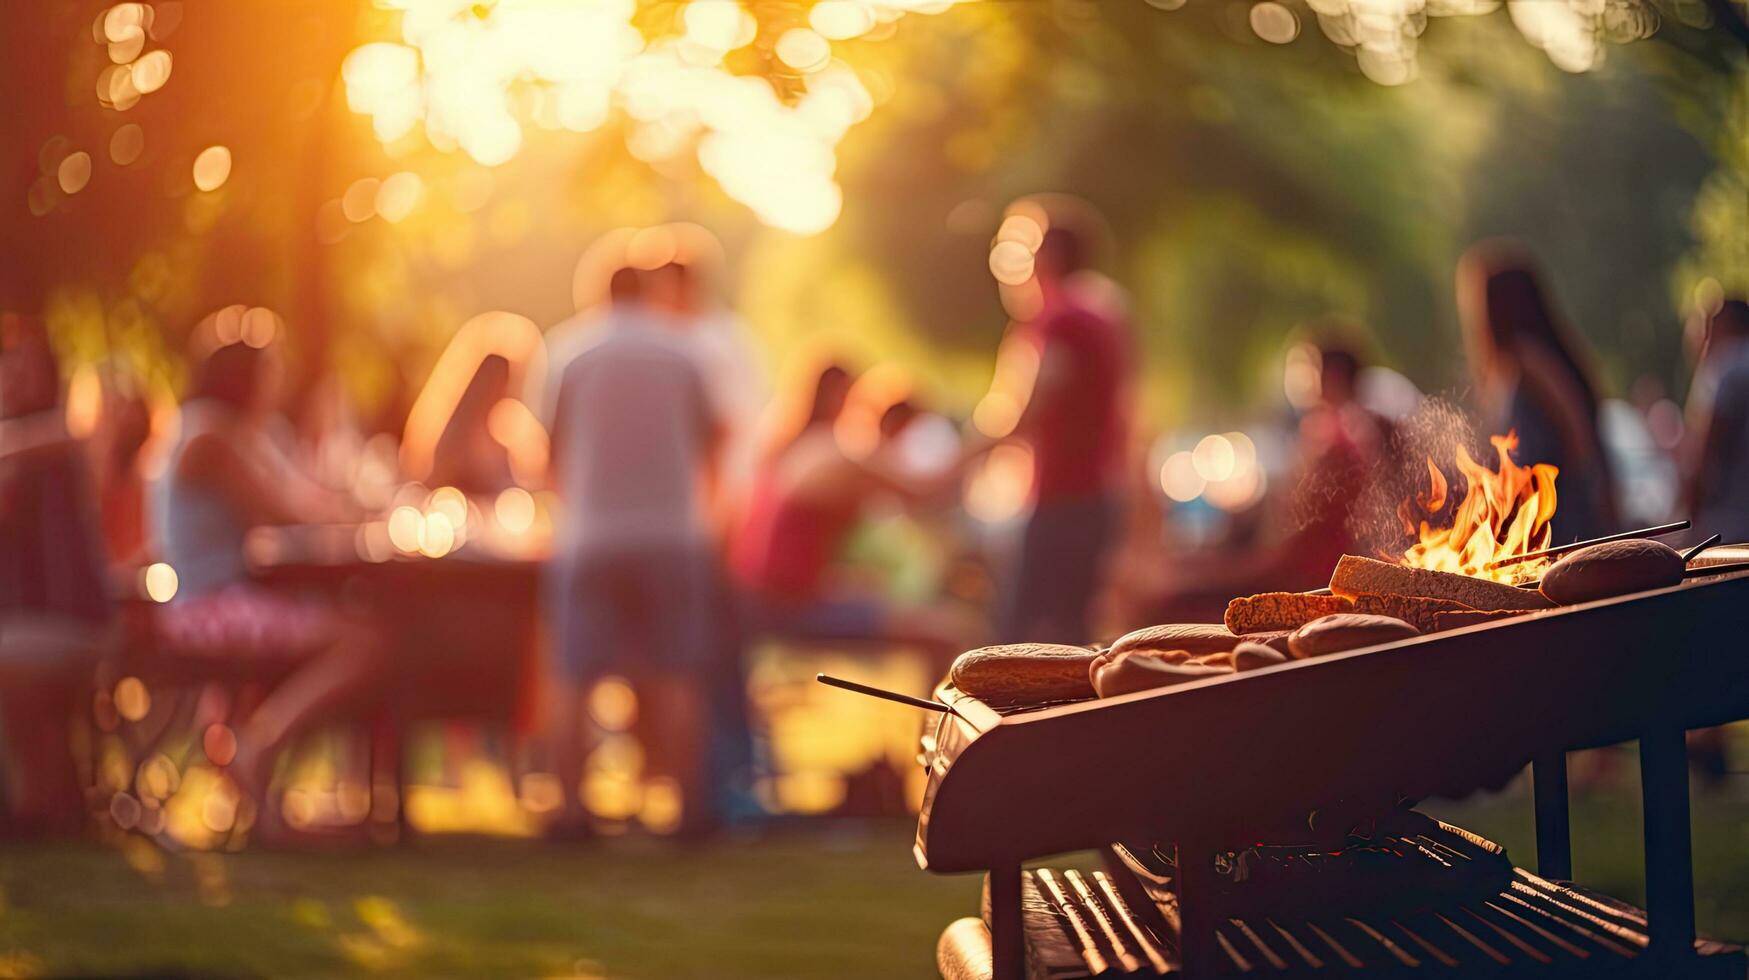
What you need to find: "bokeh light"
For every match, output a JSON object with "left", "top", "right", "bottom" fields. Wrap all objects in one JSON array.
[
  {"left": 192, "top": 145, "right": 232, "bottom": 192},
  {"left": 114, "top": 676, "right": 151, "bottom": 722},
  {"left": 339, "top": 0, "right": 969, "bottom": 234},
  {"left": 109, "top": 123, "right": 144, "bottom": 165},
  {"left": 1250, "top": 2, "right": 1301, "bottom": 43},
  {"left": 1160, "top": 450, "right": 1205, "bottom": 502},
  {"left": 776, "top": 28, "right": 832, "bottom": 73},
  {"left": 57, "top": 151, "right": 92, "bottom": 194},
  {"left": 494, "top": 486, "right": 536, "bottom": 534},
  {"left": 143, "top": 562, "right": 179, "bottom": 603},
  {"left": 1192, "top": 433, "right": 1237, "bottom": 481}
]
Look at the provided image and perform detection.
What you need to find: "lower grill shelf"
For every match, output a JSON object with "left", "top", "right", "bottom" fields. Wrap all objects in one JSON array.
[{"left": 939, "top": 821, "right": 1744, "bottom": 978}]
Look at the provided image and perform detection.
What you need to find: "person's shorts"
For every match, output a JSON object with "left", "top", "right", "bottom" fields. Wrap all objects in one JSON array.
[
  {"left": 155, "top": 584, "right": 339, "bottom": 661},
  {"left": 547, "top": 543, "right": 721, "bottom": 683}
]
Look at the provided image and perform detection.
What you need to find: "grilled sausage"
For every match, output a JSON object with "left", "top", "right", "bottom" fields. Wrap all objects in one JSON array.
[
  {"left": 949, "top": 643, "right": 1101, "bottom": 705},
  {"left": 1232, "top": 641, "right": 1289, "bottom": 672},
  {"left": 1110, "top": 623, "right": 1237, "bottom": 658},
  {"left": 1091, "top": 651, "right": 1232, "bottom": 698}
]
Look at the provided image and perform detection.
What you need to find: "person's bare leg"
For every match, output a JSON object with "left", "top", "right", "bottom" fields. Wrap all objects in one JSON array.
[
  {"left": 545, "top": 681, "right": 594, "bottom": 836},
  {"left": 641, "top": 674, "right": 711, "bottom": 836},
  {"left": 231, "top": 626, "right": 386, "bottom": 804}
]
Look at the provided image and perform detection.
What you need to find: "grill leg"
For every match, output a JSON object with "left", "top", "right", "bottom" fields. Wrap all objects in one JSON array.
[
  {"left": 1532, "top": 751, "right": 1572, "bottom": 880},
  {"left": 989, "top": 864, "right": 1024, "bottom": 980},
  {"left": 1176, "top": 842, "right": 1217, "bottom": 977},
  {"left": 1640, "top": 729, "right": 1696, "bottom": 964}
]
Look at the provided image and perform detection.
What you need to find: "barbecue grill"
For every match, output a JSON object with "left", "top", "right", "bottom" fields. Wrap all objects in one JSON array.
[{"left": 915, "top": 562, "right": 1749, "bottom": 978}]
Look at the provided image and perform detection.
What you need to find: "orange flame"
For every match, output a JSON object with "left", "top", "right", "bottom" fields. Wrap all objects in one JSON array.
[{"left": 1399, "top": 432, "right": 1558, "bottom": 585}]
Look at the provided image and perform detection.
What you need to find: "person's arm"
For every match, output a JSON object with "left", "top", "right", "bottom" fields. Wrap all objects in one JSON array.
[
  {"left": 1686, "top": 365, "right": 1746, "bottom": 517},
  {"left": 1010, "top": 343, "right": 1073, "bottom": 442},
  {"left": 177, "top": 431, "right": 346, "bottom": 527},
  {"left": 1516, "top": 345, "right": 1620, "bottom": 527}
]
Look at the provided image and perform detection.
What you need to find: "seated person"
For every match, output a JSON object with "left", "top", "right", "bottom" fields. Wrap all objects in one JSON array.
[
  {"left": 426, "top": 353, "right": 517, "bottom": 496},
  {"left": 152, "top": 321, "right": 385, "bottom": 834},
  {"left": 731, "top": 365, "right": 980, "bottom": 660}
]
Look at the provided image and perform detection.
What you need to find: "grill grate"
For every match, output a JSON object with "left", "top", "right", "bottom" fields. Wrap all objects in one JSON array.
[{"left": 977, "top": 821, "right": 1744, "bottom": 977}]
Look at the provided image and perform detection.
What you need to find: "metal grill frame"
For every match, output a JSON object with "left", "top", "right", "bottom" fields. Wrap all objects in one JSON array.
[{"left": 916, "top": 569, "right": 1749, "bottom": 979}]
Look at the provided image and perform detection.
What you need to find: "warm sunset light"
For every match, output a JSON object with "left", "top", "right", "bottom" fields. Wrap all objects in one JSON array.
[{"left": 6, "top": 1, "right": 1747, "bottom": 976}]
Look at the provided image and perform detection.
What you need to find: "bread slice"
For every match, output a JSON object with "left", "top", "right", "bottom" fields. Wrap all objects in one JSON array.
[
  {"left": 1224, "top": 592, "right": 1354, "bottom": 634},
  {"left": 1330, "top": 555, "right": 1551, "bottom": 612},
  {"left": 1348, "top": 593, "right": 1478, "bottom": 633}
]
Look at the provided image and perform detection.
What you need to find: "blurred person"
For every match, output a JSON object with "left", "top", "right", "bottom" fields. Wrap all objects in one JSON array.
[
  {"left": 1677, "top": 298, "right": 1749, "bottom": 783},
  {"left": 544, "top": 266, "right": 725, "bottom": 838},
  {"left": 0, "top": 314, "right": 110, "bottom": 834},
  {"left": 646, "top": 260, "right": 767, "bottom": 514},
  {"left": 1684, "top": 300, "right": 1749, "bottom": 541},
  {"left": 426, "top": 353, "right": 516, "bottom": 496},
  {"left": 644, "top": 257, "right": 769, "bottom": 820},
  {"left": 731, "top": 368, "right": 979, "bottom": 663},
  {"left": 1457, "top": 241, "right": 1618, "bottom": 542},
  {"left": 1288, "top": 331, "right": 1394, "bottom": 579},
  {"left": 1118, "top": 330, "right": 1392, "bottom": 623},
  {"left": 989, "top": 199, "right": 1132, "bottom": 645},
  {"left": 151, "top": 327, "right": 385, "bottom": 833}
]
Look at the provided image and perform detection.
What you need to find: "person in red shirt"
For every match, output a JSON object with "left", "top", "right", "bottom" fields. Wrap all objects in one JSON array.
[{"left": 993, "top": 200, "right": 1133, "bottom": 645}]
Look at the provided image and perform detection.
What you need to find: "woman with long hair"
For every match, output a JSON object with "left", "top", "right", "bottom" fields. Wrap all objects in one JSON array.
[
  {"left": 426, "top": 352, "right": 516, "bottom": 495},
  {"left": 1457, "top": 241, "right": 1619, "bottom": 542}
]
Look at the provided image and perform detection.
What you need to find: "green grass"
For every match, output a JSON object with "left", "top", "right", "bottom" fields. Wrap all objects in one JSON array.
[
  {"left": 1423, "top": 747, "right": 1749, "bottom": 943},
  {"left": 4, "top": 753, "right": 1749, "bottom": 978},
  {"left": 0, "top": 822, "right": 978, "bottom": 979}
]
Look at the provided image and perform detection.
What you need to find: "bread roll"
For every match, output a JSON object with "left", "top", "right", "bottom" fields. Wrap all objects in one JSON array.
[
  {"left": 1224, "top": 592, "right": 1354, "bottom": 633},
  {"left": 1233, "top": 641, "right": 1289, "bottom": 672},
  {"left": 1288, "top": 613, "right": 1420, "bottom": 659},
  {"left": 1539, "top": 539, "right": 1685, "bottom": 605},
  {"left": 1193, "top": 650, "right": 1236, "bottom": 669},
  {"left": 949, "top": 643, "right": 1100, "bottom": 705},
  {"left": 1110, "top": 623, "right": 1236, "bottom": 658},
  {"left": 1091, "top": 651, "right": 1232, "bottom": 698},
  {"left": 1240, "top": 630, "right": 1294, "bottom": 656}
]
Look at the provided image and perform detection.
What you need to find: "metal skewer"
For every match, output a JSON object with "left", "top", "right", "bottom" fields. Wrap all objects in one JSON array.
[
  {"left": 1687, "top": 560, "right": 1749, "bottom": 578},
  {"left": 816, "top": 673, "right": 953, "bottom": 713},
  {"left": 1485, "top": 520, "right": 1690, "bottom": 570},
  {"left": 1682, "top": 533, "right": 1723, "bottom": 563}
]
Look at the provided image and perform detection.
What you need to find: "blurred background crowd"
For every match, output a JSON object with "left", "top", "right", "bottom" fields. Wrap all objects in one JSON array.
[
  {"left": 6, "top": 208, "right": 1749, "bottom": 844},
  {"left": 2, "top": 0, "right": 1747, "bottom": 975}
]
